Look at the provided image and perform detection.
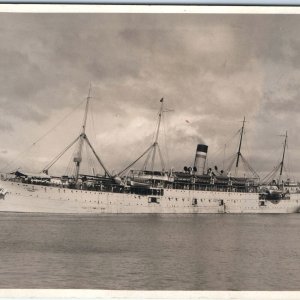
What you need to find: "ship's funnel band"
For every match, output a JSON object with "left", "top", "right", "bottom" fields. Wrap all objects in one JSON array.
[
  {"left": 196, "top": 152, "right": 207, "bottom": 159},
  {"left": 194, "top": 144, "right": 208, "bottom": 175}
]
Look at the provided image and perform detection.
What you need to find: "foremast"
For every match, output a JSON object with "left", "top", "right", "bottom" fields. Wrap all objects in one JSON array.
[
  {"left": 235, "top": 116, "right": 245, "bottom": 170},
  {"left": 150, "top": 98, "right": 165, "bottom": 175},
  {"left": 42, "top": 84, "right": 111, "bottom": 182},
  {"left": 279, "top": 131, "right": 288, "bottom": 184},
  {"left": 74, "top": 84, "right": 92, "bottom": 182}
]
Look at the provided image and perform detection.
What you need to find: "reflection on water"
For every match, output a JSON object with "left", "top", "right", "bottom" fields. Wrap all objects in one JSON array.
[{"left": 0, "top": 213, "right": 299, "bottom": 290}]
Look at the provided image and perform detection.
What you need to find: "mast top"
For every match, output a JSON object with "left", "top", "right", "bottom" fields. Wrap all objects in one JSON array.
[
  {"left": 154, "top": 98, "right": 164, "bottom": 143},
  {"left": 235, "top": 116, "right": 246, "bottom": 169},
  {"left": 81, "top": 83, "right": 92, "bottom": 136}
]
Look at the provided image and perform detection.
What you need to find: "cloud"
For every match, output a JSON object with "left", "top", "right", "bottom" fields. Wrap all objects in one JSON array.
[
  {"left": 0, "top": 13, "right": 300, "bottom": 179},
  {"left": 0, "top": 119, "right": 13, "bottom": 132}
]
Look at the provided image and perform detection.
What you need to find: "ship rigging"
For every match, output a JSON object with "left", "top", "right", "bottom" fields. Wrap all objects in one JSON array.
[
  {"left": 223, "top": 117, "right": 259, "bottom": 181},
  {"left": 41, "top": 85, "right": 112, "bottom": 185}
]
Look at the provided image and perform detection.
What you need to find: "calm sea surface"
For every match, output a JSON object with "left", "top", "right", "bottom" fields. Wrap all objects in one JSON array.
[{"left": 0, "top": 212, "right": 299, "bottom": 290}]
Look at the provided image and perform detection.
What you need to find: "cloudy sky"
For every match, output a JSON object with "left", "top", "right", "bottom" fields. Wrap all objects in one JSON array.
[{"left": 0, "top": 11, "right": 300, "bottom": 179}]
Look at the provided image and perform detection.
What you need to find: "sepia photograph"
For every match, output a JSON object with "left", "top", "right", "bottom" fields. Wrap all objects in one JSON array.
[{"left": 0, "top": 4, "right": 300, "bottom": 295}]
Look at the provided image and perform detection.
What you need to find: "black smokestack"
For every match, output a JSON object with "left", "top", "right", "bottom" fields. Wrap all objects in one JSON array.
[{"left": 193, "top": 144, "right": 208, "bottom": 175}]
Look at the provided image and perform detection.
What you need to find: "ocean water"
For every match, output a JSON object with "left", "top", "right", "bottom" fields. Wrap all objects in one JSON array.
[{"left": 0, "top": 213, "right": 299, "bottom": 290}]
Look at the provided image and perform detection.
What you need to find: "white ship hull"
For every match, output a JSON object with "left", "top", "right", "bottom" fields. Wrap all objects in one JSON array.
[{"left": 1, "top": 180, "right": 300, "bottom": 214}]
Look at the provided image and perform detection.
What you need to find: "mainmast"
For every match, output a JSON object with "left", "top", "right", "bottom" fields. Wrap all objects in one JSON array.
[
  {"left": 279, "top": 130, "right": 288, "bottom": 183},
  {"left": 74, "top": 84, "right": 92, "bottom": 182},
  {"left": 225, "top": 116, "right": 259, "bottom": 180},
  {"left": 236, "top": 116, "right": 246, "bottom": 169},
  {"left": 116, "top": 98, "right": 167, "bottom": 177},
  {"left": 150, "top": 98, "right": 164, "bottom": 174}
]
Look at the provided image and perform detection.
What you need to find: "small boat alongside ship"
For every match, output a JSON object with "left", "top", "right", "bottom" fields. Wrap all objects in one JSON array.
[{"left": 1, "top": 89, "right": 300, "bottom": 214}]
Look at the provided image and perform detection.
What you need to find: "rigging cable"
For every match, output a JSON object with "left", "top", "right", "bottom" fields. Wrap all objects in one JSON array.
[
  {"left": 142, "top": 146, "right": 153, "bottom": 171},
  {"left": 285, "top": 143, "right": 294, "bottom": 181},
  {"left": 207, "top": 129, "right": 240, "bottom": 169},
  {"left": 162, "top": 110, "right": 170, "bottom": 170},
  {"left": 84, "top": 135, "right": 111, "bottom": 177},
  {"left": 117, "top": 144, "right": 154, "bottom": 176},
  {"left": 65, "top": 143, "right": 78, "bottom": 177},
  {"left": 89, "top": 98, "right": 98, "bottom": 147},
  {"left": 42, "top": 135, "right": 81, "bottom": 173},
  {"left": 157, "top": 144, "right": 166, "bottom": 171},
  {"left": 0, "top": 98, "right": 86, "bottom": 173}
]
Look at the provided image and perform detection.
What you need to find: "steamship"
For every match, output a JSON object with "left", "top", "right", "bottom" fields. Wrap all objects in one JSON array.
[{"left": 1, "top": 90, "right": 300, "bottom": 214}]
